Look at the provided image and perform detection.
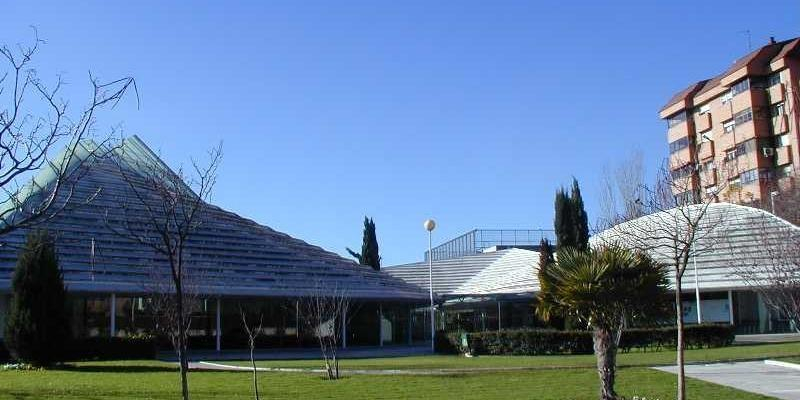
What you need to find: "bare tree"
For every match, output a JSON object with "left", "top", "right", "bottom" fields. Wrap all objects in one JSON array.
[
  {"left": 239, "top": 306, "right": 264, "bottom": 400},
  {"left": 595, "top": 157, "right": 729, "bottom": 400},
  {"left": 298, "top": 282, "right": 351, "bottom": 380},
  {"left": 0, "top": 30, "right": 136, "bottom": 234},
  {"left": 732, "top": 212, "right": 800, "bottom": 334},
  {"left": 105, "top": 143, "right": 222, "bottom": 400},
  {"left": 597, "top": 150, "right": 647, "bottom": 231}
]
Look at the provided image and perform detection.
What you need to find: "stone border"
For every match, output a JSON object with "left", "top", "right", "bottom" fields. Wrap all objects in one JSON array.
[{"left": 764, "top": 359, "right": 800, "bottom": 371}]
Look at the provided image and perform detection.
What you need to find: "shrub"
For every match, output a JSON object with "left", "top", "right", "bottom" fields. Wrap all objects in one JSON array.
[
  {"left": 65, "top": 335, "right": 157, "bottom": 361},
  {"left": 4, "top": 230, "right": 71, "bottom": 366},
  {"left": 445, "top": 324, "right": 735, "bottom": 356}
]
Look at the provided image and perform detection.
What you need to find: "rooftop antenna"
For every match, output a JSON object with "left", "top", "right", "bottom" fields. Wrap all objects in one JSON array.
[{"left": 737, "top": 30, "right": 752, "bottom": 51}]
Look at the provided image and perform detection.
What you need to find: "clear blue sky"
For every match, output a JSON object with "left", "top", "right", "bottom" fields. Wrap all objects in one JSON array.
[{"left": 4, "top": 1, "right": 798, "bottom": 265}]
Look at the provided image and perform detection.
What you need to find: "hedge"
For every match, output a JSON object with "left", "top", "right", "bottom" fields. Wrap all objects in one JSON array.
[
  {"left": 438, "top": 324, "right": 735, "bottom": 356},
  {"left": 1, "top": 336, "right": 157, "bottom": 363}
]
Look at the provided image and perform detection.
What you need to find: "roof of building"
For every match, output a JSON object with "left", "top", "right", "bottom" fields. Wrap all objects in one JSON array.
[
  {"left": 0, "top": 136, "right": 429, "bottom": 301},
  {"left": 591, "top": 202, "right": 800, "bottom": 291},
  {"left": 385, "top": 248, "right": 541, "bottom": 299},
  {"left": 661, "top": 37, "right": 798, "bottom": 113}
]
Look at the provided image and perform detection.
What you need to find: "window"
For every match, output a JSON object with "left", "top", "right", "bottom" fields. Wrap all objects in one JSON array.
[
  {"left": 698, "top": 104, "right": 711, "bottom": 115},
  {"left": 700, "top": 160, "right": 714, "bottom": 172},
  {"left": 729, "top": 177, "right": 741, "bottom": 189},
  {"left": 740, "top": 169, "right": 758, "bottom": 184},
  {"left": 730, "top": 79, "right": 750, "bottom": 96},
  {"left": 724, "top": 139, "right": 755, "bottom": 161},
  {"left": 667, "top": 111, "right": 687, "bottom": 128},
  {"left": 734, "top": 107, "right": 753, "bottom": 125},
  {"left": 669, "top": 137, "right": 690, "bottom": 154},
  {"left": 723, "top": 120, "right": 736, "bottom": 134},
  {"left": 770, "top": 102, "right": 785, "bottom": 117},
  {"left": 777, "top": 165, "right": 795, "bottom": 178},
  {"left": 698, "top": 131, "right": 713, "bottom": 143},
  {"left": 767, "top": 72, "right": 782, "bottom": 87},
  {"left": 721, "top": 91, "right": 733, "bottom": 104},
  {"left": 671, "top": 164, "right": 695, "bottom": 180},
  {"left": 777, "top": 134, "right": 790, "bottom": 147}
]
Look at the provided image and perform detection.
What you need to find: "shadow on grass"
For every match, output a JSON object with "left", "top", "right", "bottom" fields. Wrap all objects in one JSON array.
[{"left": 55, "top": 364, "right": 177, "bottom": 373}]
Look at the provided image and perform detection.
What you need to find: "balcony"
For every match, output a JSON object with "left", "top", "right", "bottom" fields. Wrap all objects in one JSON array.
[
  {"left": 669, "top": 146, "right": 693, "bottom": 168},
  {"left": 773, "top": 114, "right": 790, "bottom": 134},
  {"left": 700, "top": 170, "right": 717, "bottom": 187},
  {"left": 696, "top": 142, "right": 714, "bottom": 160},
  {"left": 731, "top": 92, "right": 752, "bottom": 114},
  {"left": 695, "top": 113, "right": 712, "bottom": 132},
  {"left": 768, "top": 83, "right": 786, "bottom": 103},
  {"left": 732, "top": 120, "right": 756, "bottom": 141},
  {"left": 776, "top": 145, "right": 792, "bottom": 166},
  {"left": 667, "top": 120, "right": 691, "bottom": 143}
]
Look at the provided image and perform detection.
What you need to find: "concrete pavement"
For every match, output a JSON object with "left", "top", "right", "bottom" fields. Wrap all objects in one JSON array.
[{"left": 654, "top": 361, "right": 800, "bottom": 400}]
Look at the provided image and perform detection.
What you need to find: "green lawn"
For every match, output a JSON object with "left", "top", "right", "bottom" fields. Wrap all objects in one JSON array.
[
  {"left": 219, "top": 342, "right": 800, "bottom": 371},
  {"left": 0, "top": 361, "right": 775, "bottom": 400},
  {"left": 0, "top": 343, "right": 796, "bottom": 399}
]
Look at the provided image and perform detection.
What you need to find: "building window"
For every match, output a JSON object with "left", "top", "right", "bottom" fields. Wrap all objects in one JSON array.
[
  {"left": 669, "top": 137, "right": 690, "bottom": 154},
  {"left": 700, "top": 160, "right": 715, "bottom": 172},
  {"left": 777, "top": 134, "right": 790, "bottom": 147},
  {"left": 770, "top": 102, "right": 785, "bottom": 117},
  {"left": 730, "top": 79, "right": 750, "bottom": 96},
  {"left": 729, "top": 177, "right": 741, "bottom": 189},
  {"left": 734, "top": 107, "right": 753, "bottom": 125},
  {"left": 667, "top": 111, "right": 687, "bottom": 128},
  {"left": 740, "top": 169, "right": 758, "bottom": 184},
  {"left": 721, "top": 91, "right": 733, "bottom": 104},
  {"left": 723, "top": 120, "right": 736, "bottom": 134},
  {"left": 671, "top": 164, "right": 695, "bottom": 180},
  {"left": 767, "top": 72, "right": 782, "bottom": 87},
  {"left": 698, "top": 104, "right": 711, "bottom": 115},
  {"left": 724, "top": 139, "right": 755, "bottom": 161},
  {"left": 777, "top": 165, "right": 795, "bottom": 178}
]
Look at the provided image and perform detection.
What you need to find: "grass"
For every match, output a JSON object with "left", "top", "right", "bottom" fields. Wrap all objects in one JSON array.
[
  {"left": 0, "top": 343, "right": 796, "bottom": 399},
  {"left": 0, "top": 361, "right": 775, "bottom": 400},
  {"left": 219, "top": 342, "right": 800, "bottom": 371}
]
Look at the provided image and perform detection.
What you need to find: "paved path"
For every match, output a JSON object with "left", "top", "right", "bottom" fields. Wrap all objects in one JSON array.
[
  {"left": 654, "top": 361, "right": 800, "bottom": 400},
  {"left": 736, "top": 333, "right": 800, "bottom": 344},
  {"left": 161, "top": 345, "right": 432, "bottom": 362}
]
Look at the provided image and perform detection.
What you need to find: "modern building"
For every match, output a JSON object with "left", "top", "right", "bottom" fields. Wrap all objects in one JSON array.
[
  {"left": 660, "top": 37, "right": 799, "bottom": 204},
  {"left": 0, "top": 136, "right": 430, "bottom": 350},
  {"left": 593, "top": 202, "right": 799, "bottom": 334},
  {"left": 389, "top": 205, "right": 799, "bottom": 335}
]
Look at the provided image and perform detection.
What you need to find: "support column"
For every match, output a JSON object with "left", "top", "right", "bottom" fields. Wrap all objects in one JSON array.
[
  {"left": 110, "top": 293, "right": 116, "bottom": 337},
  {"left": 215, "top": 298, "right": 222, "bottom": 352},
  {"left": 341, "top": 307, "right": 347, "bottom": 349},
  {"left": 727, "top": 290, "right": 734, "bottom": 325},
  {"left": 497, "top": 301, "right": 502, "bottom": 331},
  {"left": 407, "top": 307, "right": 413, "bottom": 345},
  {"left": 379, "top": 304, "right": 384, "bottom": 347}
]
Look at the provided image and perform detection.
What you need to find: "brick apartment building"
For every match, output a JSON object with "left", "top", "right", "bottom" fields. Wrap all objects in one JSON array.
[{"left": 660, "top": 37, "right": 799, "bottom": 205}]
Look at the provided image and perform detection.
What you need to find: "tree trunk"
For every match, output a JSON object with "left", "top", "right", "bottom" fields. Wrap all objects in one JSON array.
[
  {"left": 176, "top": 288, "right": 190, "bottom": 400},
  {"left": 675, "top": 275, "right": 686, "bottom": 400},
  {"left": 250, "top": 339, "right": 260, "bottom": 400},
  {"left": 593, "top": 328, "right": 618, "bottom": 400}
]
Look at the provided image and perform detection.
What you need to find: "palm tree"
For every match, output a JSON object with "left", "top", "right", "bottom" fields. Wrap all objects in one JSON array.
[{"left": 537, "top": 246, "right": 669, "bottom": 400}]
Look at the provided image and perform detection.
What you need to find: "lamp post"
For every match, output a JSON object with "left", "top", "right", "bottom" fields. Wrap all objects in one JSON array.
[
  {"left": 424, "top": 219, "right": 436, "bottom": 352},
  {"left": 770, "top": 191, "right": 779, "bottom": 214}
]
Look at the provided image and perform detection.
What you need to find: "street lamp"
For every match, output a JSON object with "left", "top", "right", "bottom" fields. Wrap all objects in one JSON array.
[
  {"left": 424, "top": 219, "right": 436, "bottom": 352},
  {"left": 770, "top": 191, "right": 779, "bottom": 214}
]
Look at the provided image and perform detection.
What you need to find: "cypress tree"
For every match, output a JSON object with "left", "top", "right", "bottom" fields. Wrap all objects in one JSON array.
[
  {"left": 346, "top": 217, "right": 381, "bottom": 271},
  {"left": 554, "top": 188, "right": 575, "bottom": 252},
  {"left": 4, "top": 230, "right": 71, "bottom": 366},
  {"left": 570, "top": 178, "right": 590, "bottom": 251}
]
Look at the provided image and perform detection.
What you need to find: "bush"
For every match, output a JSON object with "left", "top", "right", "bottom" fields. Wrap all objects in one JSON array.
[
  {"left": 65, "top": 335, "right": 157, "bottom": 361},
  {"left": 444, "top": 324, "right": 735, "bottom": 356},
  {"left": 5, "top": 230, "right": 71, "bottom": 366}
]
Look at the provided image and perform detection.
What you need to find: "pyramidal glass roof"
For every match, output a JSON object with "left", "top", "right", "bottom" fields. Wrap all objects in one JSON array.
[{"left": 0, "top": 135, "right": 429, "bottom": 301}]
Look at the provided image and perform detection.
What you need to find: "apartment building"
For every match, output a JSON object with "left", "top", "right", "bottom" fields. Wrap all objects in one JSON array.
[{"left": 660, "top": 37, "right": 800, "bottom": 204}]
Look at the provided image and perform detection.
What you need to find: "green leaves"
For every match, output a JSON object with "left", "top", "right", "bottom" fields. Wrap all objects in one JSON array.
[{"left": 536, "top": 246, "right": 670, "bottom": 331}]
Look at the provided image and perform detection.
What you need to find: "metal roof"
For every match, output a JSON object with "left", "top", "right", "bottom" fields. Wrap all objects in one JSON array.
[
  {"left": 385, "top": 248, "right": 541, "bottom": 299},
  {"left": 592, "top": 203, "right": 800, "bottom": 291},
  {"left": 0, "top": 136, "right": 429, "bottom": 301}
]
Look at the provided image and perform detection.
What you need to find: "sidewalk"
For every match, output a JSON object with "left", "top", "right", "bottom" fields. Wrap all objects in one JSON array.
[{"left": 654, "top": 361, "right": 800, "bottom": 400}]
